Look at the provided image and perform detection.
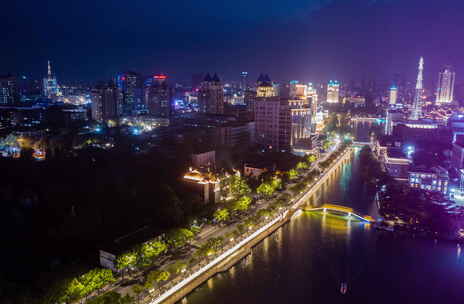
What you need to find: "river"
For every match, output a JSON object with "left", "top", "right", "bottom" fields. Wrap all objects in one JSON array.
[{"left": 178, "top": 123, "right": 464, "bottom": 304}]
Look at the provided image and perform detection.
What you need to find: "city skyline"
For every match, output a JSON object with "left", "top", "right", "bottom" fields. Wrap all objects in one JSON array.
[{"left": 2, "top": 0, "right": 464, "bottom": 83}]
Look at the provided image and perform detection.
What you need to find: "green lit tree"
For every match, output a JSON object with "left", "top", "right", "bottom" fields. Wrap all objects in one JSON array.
[
  {"left": 306, "top": 154, "right": 317, "bottom": 165},
  {"left": 230, "top": 175, "right": 251, "bottom": 197},
  {"left": 257, "top": 209, "right": 271, "bottom": 219},
  {"left": 257, "top": 182, "right": 274, "bottom": 198},
  {"left": 270, "top": 176, "right": 282, "bottom": 190},
  {"left": 146, "top": 270, "right": 170, "bottom": 286},
  {"left": 156, "top": 271, "right": 170, "bottom": 282},
  {"left": 166, "top": 228, "right": 194, "bottom": 248},
  {"left": 115, "top": 251, "right": 138, "bottom": 271},
  {"left": 296, "top": 161, "right": 308, "bottom": 170},
  {"left": 52, "top": 268, "right": 116, "bottom": 303},
  {"left": 323, "top": 140, "right": 332, "bottom": 151},
  {"left": 87, "top": 291, "right": 134, "bottom": 304},
  {"left": 232, "top": 196, "right": 252, "bottom": 212},
  {"left": 140, "top": 240, "right": 167, "bottom": 260},
  {"left": 287, "top": 169, "right": 298, "bottom": 180},
  {"left": 131, "top": 284, "right": 145, "bottom": 304},
  {"left": 169, "top": 260, "right": 188, "bottom": 274},
  {"left": 213, "top": 208, "right": 230, "bottom": 223}
]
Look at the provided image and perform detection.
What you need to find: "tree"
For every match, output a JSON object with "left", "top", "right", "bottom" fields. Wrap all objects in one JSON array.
[
  {"left": 166, "top": 228, "right": 194, "bottom": 248},
  {"left": 287, "top": 169, "right": 298, "bottom": 180},
  {"left": 197, "top": 237, "right": 224, "bottom": 257},
  {"left": 51, "top": 268, "right": 116, "bottom": 303},
  {"left": 156, "top": 271, "right": 170, "bottom": 282},
  {"left": 147, "top": 270, "right": 170, "bottom": 285},
  {"left": 257, "top": 209, "right": 271, "bottom": 219},
  {"left": 232, "top": 196, "right": 252, "bottom": 212},
  {"left": 213, "top": 208, "right": 230, "bottom": 222},
  {"left": 116, "top": 251, "right": 138, "bottom": 271},
  {"left": 87, "top": 291, "right": 134, "bottom": 304},
  {"left": 230, "top": 175, "right": 251, "bottom": 197},
  {"left": 296, "top": 161, "right": 308, "bottom": 170},
  {"left": 169, "top": 260, "right": 188, "bottom": 274},
  {"left": 140, "top": 240, "right": 167, "bottom": 260},
  {"left": 323, "top": 140, "right": 332, "bottom": 151},
  {"left": 306, "top": 154, "right": 317, "bottom": 165},
  {"left": 270, "top": 176, "right": 282, "bottom": 190},
  {"left": 131, "top": 284, "right": 145, "bottom": 303},
  {"left": 257, "top": 182, "right": 274, "bottom": 198}
]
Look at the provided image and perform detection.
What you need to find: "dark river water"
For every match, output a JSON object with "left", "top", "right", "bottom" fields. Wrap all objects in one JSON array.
[{"left": 179, "top": 123, "right": 464, "bottom": 304}]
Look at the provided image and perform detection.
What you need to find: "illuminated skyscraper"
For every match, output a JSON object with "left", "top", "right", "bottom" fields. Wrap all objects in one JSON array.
[
  {"left": 0, "top": 74, "right": 19, "bottom": 104},
  {"left": 326, "top": 80, "right": 340, "bottom": 103},
  {"left": 91, "top": 81, "right": 123, "bottom": 122},
  {"left": 256, "top": 74, "right": 277, "bottom": 98},
  {"left": 436, "top": 66, "right": 455, "bottom": 104},
  {"left": 198, "top": 73, "right": 224, "bottom": 114},
  {"left": 410, "top": 57, "right": 424, "bottom": 120},
  {"left": 240, "top": 72, "right": 248, "bottom": 90},
  {"left": 289, "top": 81, "right": 308, "bottom": 99},
  {"left": 43, "top": 60, "right": 59, "bottom": 98},
  {"left": 116, "top": 71, "right": 141, "bottom": 115},
  {"left": 147, "top": 74, "right": 171, "bottom": 118},
  {"left": 389, "top": 86, "right": 398, "bottom": 105}
]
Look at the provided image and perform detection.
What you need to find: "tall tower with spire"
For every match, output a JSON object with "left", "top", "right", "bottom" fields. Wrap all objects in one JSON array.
[
  {"left": 410, "top": 57, "right": 424, "bottom": 120},
  {"left": 48, "top": 60, "right": 52, "bottom": 78},
  {"left": 43, "top": 60, "right": 59, "bottom": 98}
]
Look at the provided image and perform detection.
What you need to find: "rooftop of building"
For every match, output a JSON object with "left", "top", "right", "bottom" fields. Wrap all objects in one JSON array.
[
  {"left": 183, "top": 167, "right": 220, "bottom": 184},
  {"left": 377, "top": 135, "right": 402, "bottom": 147},
  {"left": 386, "top": 147, "right": 407, "bottom": 159},
  {"left": 409, "top": 165, "right": 449, "bottom": 178}
]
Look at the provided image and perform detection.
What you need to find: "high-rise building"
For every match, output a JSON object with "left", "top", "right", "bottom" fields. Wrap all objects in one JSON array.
[
  {"left": 240, "top": 72, "right": 248, "bottom": 90},
  {"left": 410, "top": 57, "right": 424, "bottom": 120},
  {"left": 91, "top": 82, "right": 123, "bottom": 122},
  {"left": 116, "top": 71, "right": 140, "bottom": 115},
  {"left": 307, "top": 83, "right": 318, "bottom": 108},
  {"left": 289, "top": 81, "right": 308, "bottom": 99},
  {"left": 147, "top": 74, "right": 171, "bottom": 118},
  {"left": 256, "top": 74, "right": 278, "bottom": 98},
  {"left": 326, "top": 80, "right": 340, "bottom": 103},
  {"left": 0, "top": 74, "right": 19, "bottom": 104},
  {"left": 436, "top": 66, "right": 455, "bottom": 104},
  {"left": 43, "top": 60, "right": 59, "bottom": 98},
  {"left": 389, "top": 86, "right": 398, "bottom": 105},
  {"left": 254, "top": 97, "right": 311, "bottom": 152},
  {"left": 198, "top": 73, "right": 224, "bottom": 114}
]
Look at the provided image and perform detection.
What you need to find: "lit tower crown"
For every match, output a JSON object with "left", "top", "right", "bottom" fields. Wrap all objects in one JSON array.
[
  {"left": 410, "top": 57, "right": 424, "bottom": 120},
  {"left": 48, "top": 60, "right": 52, "bottom": 78},
  {"left": 416, "top": 57, "right": 424, "bottom": 90}
]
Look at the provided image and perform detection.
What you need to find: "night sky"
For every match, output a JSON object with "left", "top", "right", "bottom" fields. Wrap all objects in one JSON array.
[{"left": 2, "top": 0, "right": 464, "bottom": 84}]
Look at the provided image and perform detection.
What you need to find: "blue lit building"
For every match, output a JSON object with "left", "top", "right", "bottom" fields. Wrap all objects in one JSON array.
[{"left": 42, "top": 61, "right": 60, "bottom": 98}]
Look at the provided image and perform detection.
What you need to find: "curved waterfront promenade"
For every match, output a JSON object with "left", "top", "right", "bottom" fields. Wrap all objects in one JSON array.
[{"left": 147, "top": 147, "right": 354, "bottom": 304}]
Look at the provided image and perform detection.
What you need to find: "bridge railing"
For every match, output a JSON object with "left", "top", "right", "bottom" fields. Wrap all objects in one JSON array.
[{"left": 304, "top": 204, "right": 374, "bottom": 223}]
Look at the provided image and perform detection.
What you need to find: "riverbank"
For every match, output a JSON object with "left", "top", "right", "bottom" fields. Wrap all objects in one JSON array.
[{"left": 142, "top": 146, "right": 354, "bottom": 304}]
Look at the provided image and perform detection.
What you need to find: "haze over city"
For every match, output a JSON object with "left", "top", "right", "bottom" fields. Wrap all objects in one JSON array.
[{"left": 2, "top": 0, "right": 464, "bottom": 83}]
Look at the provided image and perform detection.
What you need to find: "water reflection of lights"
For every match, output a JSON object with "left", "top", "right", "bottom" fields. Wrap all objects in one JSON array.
[
  {"left": 207, "top": 278, "right": 214, "bottom": 290},
  {"left": 311, "top": 212, "right": 359, "bottom": 237},
  {"left": 229, "top": 266, "right": 236, "bottom": 279},
  {"left": 263, "top": 237, "right": 270, "bottom": 263}
]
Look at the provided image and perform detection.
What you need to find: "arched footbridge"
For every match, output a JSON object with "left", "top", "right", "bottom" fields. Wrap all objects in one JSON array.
[{"left": 304, "top": 203, "right": 375, "bottom": 223}]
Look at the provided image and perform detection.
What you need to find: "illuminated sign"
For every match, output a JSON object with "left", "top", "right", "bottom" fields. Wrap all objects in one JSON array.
[{"left": 154, "top": 75, "right": 167, "bottom": 80}]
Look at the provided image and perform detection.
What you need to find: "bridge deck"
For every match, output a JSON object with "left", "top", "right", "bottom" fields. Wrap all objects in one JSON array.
[{"left": 304, "top": 203, "right": 375, "bottom": 223}]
